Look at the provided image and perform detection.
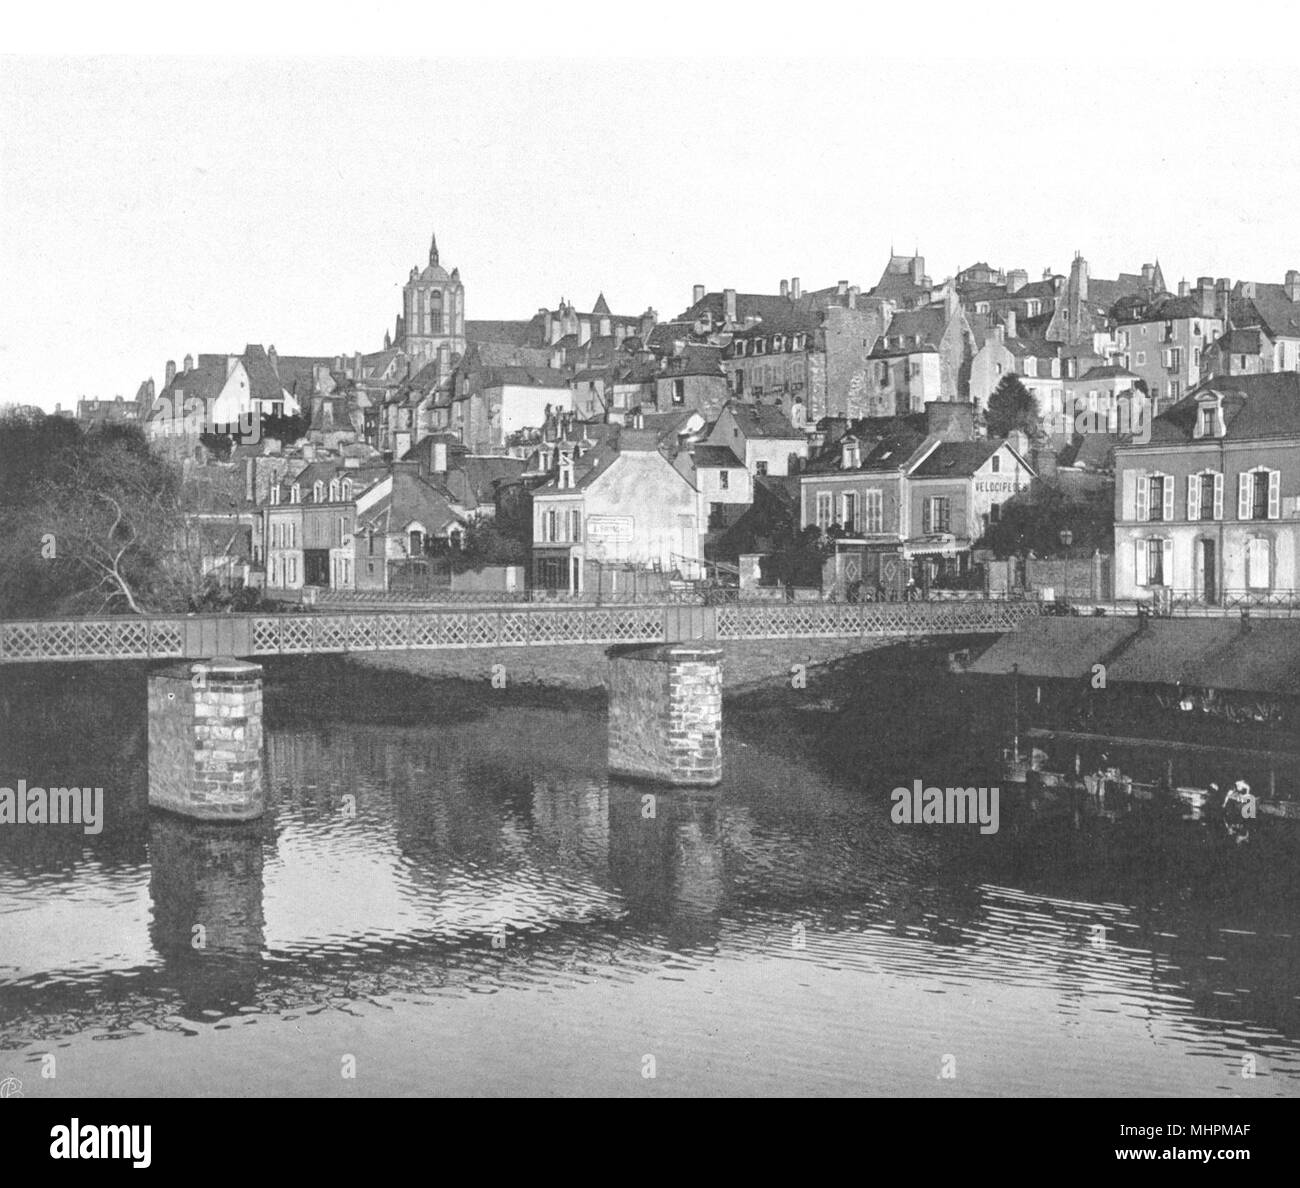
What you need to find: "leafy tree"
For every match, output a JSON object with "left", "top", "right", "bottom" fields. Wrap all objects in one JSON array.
[
  {"left": 979, "top": 483, "right": 1113, "bottom": 557},
  {"left": 985, "top": 373, "right": 1041, "bottom": 440},
  {"left": 0, "top": 413, "right": 209, "bottom": 615},
  {"left": 761, "top": 524, "right": 831, "bottom": 589},
  {"left": 450, "top": 518, "right": 530, "bottom": 572}
]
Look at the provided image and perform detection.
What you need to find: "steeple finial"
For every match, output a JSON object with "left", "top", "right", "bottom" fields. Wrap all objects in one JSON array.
[{"left": 429, "top": 231, "right": 439, "bottom": 268}]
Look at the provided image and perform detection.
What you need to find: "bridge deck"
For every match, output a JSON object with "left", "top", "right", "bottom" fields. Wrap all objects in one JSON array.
[{"left": 0, "top": 601, "right": 1043, "bottom": 664}]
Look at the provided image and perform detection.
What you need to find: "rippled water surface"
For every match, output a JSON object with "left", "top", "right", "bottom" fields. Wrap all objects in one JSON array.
[{"left": 2, "top": 653, "right": 1299, "bottom": 1096}]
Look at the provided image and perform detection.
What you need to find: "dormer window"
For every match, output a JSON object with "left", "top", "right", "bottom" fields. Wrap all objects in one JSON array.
[
  {"left": 840, "top": 436, "right": 861, "bottom": 469},
  {"left": 340, "top": 479, "right": 352, "bottom": 500},
  {"left": 329, "top": 479, "right": 340, "bottom": 502},
  {"left": 1192, "top": 394, "right": 1226, "bottom": 439},
  {"left": 270, "top": 485, "right": 280, "bottom": 506},
  {"left": 313, "top": 481, "right": 325, "bottom": 502},
  {"left": 290, "top": 484, "right": 301, "bottom": 503}
]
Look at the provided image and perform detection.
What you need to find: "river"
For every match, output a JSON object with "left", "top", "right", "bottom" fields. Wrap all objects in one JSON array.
[{"left": 2, "top": 647, "right": 1298, "bottom": 1097}]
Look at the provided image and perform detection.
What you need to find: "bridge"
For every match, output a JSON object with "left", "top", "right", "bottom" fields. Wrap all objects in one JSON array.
[
  {"left": 0, "top": 598, "right": 1046, "bottom": 821},
  {"left": 0, "top": 598, "right": 1043, "bottom": 665}
]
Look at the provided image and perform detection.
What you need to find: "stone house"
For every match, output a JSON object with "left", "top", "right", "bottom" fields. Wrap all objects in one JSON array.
[
  {"left": 530, "top": 429, "right": 703, "bottom": 594},
  {"left": 1113, "top": 373, "right": 1300, "bottom": 602}
]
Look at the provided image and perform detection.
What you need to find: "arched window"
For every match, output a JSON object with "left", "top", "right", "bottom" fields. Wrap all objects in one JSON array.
[
  {"left": 329, "top": 479, "right": 340, "bottom": 502},
  {"left": 340, "top": 479, "right": 352, "bottom": 500},
  {"left": 313, "top": 481, "right": 324, "bottom": 502},
  {"left": 430, "top": 290, "right": 443, "bottom": 335},
  {"left": 290, "top": 484, "right": 301, "bottom": 504}
]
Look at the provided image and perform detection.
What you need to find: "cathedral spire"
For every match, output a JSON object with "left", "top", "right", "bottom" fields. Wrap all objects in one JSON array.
[{"left": 429, "top": 231, "right": 439, "bottom": 268}]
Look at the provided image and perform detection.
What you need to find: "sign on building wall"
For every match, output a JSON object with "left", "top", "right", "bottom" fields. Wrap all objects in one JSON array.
[{"left": 586, "top": 515, "right": 634, "bottom": 543}]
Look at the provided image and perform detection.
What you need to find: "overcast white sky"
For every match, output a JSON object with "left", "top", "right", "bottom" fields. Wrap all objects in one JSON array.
[{"left": 4, "top": 4, "right": 1300, "bottom": 408}]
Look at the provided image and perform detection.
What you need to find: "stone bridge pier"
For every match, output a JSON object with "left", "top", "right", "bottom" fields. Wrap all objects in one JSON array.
[
  {"left": 147, "top": 657, "right": 265, "bottom": 820},
  {"left": 607, "top": 643, "right": 723, "bottom": 787}
]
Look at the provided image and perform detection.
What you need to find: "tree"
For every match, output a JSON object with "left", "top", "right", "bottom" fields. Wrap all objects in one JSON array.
[
  {"left": 985, "top": 373, "right": 1040, "bottom": 440},
  {"left": 449, "top": 519, "right": 530, "bottom": 572},
  {"left": 0, "top": 414, "right": 210, "bottom": 616},
  {"left": 979, "top": 483, "right": 1113, "bottom": 557}
]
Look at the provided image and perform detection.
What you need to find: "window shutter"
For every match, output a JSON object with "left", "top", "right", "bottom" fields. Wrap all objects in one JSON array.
[
  {"left": 1268, "top": 469, "right": 1281, "bottom": 519},
  {"left": 1121, "top": 469, "right": 1136, "bottom": 520},
  {"left": 1162, "top": 474, "right": 1174, "bottom": 522},
  {"left": 1187, "top": 474, "right": 1200, "bottom": 521},
  {"left": 1135, "top": 474, "right": 1148, "bottom": 521},
  {"left": 1213, "top": 472, "right": 1224, "bottom": 520},
  {"left": 1238, "top": 472, "right": 1252, "bottom": 519},
  {"left": 1162, "top": 538, "right": 1173, "bottom": 586},
  {"left": 1135, "top": 539, "right": 1148, "bottom": 586},
  {"left": 922, "top": 499, "right": 932, "bottom": 534}
]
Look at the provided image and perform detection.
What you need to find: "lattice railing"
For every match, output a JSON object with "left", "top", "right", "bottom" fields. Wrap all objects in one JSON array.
[{"left": 1, "top": 601, "right": 1041, "bottom": 663}]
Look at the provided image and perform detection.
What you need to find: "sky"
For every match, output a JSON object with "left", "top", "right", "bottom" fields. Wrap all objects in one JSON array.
[{"left": 4, "top": 6, "right": 1300, "bottom": 409}]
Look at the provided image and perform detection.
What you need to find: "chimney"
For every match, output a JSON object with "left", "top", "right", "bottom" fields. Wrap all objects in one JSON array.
[
  {"left": 1006, "top": 269, "right": 1027, "bottom": 294},
  {"left": 268, "top": 344, "right": 278, "bottom": 368},
  {"left": 432, "top": 439, "right": 448, "bottom": 473},
  {"left": 780, "top": 279, "right": 789, "bottom": 299},
  {"left": 693, "top": 284, "right": 705, "bottom": 305},
  {"left": 1215, "top": 277, "right": 1231, "bottom": 320},
  {"left": 910, "top": 257, "right": 924, "bottom": 285},
  {"left": 1004, "top": 309, "right": 1017, "bottom": 339},
  {"left": 791, "top": 277, "right": 801, "bottom": 300},
  {"left": 1141, "top": 263, "right": 1155, "bottom": 288},
  {"left": 1178, "top": 279, "right": 1189, "bottom": 298},
  {"left": 183, "top": 353, "right": 194, "bottom": 373},
  {"left": 925, "top": 400, "right": 975, "bottom": 442},
  {"left": 1197, "top": 277, "right": 1216, "bottom": 318},
  {"left": 1286, "top": 270, "right": 1300, "bottom": 302},
  {"left": 165, "top": 359, "right": 176, "bottom": 388},
  {"left": 724, "top": 288, "right": 737, "bottom": 324},
  {"left": 837, "top": 280, "right": 848, "bottom": 296},
  {"left": 848, "top": 285, "right": 859, "bottom": 310}
]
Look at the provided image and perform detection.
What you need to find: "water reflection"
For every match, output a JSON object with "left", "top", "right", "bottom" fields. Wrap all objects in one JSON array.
[
  {"left": 1, "top": 658, "right": 1299, "bottom": 1095},
  {"left": 147, "top": 815, "right": 267, "bottom": 1018}
]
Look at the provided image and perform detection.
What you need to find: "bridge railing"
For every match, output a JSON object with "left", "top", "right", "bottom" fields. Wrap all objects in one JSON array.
[{"left": 0, "top": 600, "right": 1046, "bottom": 664}]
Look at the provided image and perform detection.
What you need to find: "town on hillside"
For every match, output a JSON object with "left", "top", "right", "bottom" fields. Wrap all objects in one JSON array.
[{"left": 11, "top": 229, "right": 1300, "bottom": 613}]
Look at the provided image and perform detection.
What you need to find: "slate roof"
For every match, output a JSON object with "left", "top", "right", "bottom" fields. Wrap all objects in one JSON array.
[
  {"left": 723, "top": 401, "right": 805, "bottom": 439},
  {"left": 465, "top": 318, "right": 546, "bottom": 347},
  {"left": 1076, "top": 364, "right": 1139, "bottom": 381},
  {"left": 1143, "top": 372, "right": 1300, "bottom": 444},
  {"left": 358, "top": 470, "right": 463, "bottom": 536},
  {"left": 693, "top": 445, "right": 745, "bottom": 468},
  {"left": 1118, "top": 295, "right": 1204, "bottom": 324},
  {"left": 676, "top": 290, "right": 826, "bottom": 331},
  {"left": 967, "top": 617, "right": 1140, "bottom": 680},
  {"left": 908, "top": 440, "right": 1004, "bottom": 478},
  {"left": 803, "top": 425, "right": 930, "bottom": 474},
  {"left": 1214, "top": 327, "right": 1271, "bottom": 355},
  {"left": 871, "top": 307, "right": 948, "bottom": 357},
  {"left": 1232, "top": 286, "right": 1300, "bottom": 340},
  {"left": 1005, "top": 337, "right": 1060, "bottom": 361}
]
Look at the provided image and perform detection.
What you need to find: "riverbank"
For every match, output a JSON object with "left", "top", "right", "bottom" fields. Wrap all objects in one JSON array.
[{"left": 344, "top": 636, "right": 929, "bottom": 693}]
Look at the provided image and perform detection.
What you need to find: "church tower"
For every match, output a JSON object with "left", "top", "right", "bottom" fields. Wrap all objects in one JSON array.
[{"left": 399, "top": 229, "right": 466, "bottom": 365}]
